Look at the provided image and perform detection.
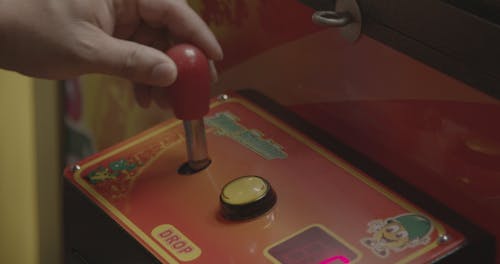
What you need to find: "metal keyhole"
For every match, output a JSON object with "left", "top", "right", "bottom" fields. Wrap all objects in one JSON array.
[
  {"left": 312, "top": 0, "right": 362, "bottom": 42},
  {"left": 312, "top": 11, "right": 352, "bottom": 27}
]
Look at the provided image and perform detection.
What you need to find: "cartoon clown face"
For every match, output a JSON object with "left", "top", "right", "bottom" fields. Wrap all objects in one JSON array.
[
  {"left": 361, "top": 213, "right": 433, "bottom": 258},
  {"left": 372, "top": 221, "right": 410, "bottom": 249}
]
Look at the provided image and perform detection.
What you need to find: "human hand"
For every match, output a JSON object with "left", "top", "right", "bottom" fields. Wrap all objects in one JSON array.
[{"left": 0, "top": 0, "right": 222, "bottom": 107}]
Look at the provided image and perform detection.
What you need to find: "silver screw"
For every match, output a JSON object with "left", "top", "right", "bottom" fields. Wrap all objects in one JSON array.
[
  {"left": 438, "top": 234, "right": 450, "bottom": 244},
  {"left": 71, "top": 164, "right": 81, "bottom": 173},
  {"left": 217, "top": 94, "right": 229, "bottom": 101}
]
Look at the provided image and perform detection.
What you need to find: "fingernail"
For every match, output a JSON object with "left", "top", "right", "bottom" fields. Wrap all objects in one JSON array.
[
  {"left": 215, "top": 49, "right": 224, "bottom": 61},
  {"left": 208, "top": 60, "right": 218, "bottom": 83},
  {"left": 151, "top": 62, "right": 177, "bottom": 86}
]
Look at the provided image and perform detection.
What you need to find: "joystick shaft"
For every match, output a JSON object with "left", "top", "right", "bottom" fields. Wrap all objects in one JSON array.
[
  {"left": 165, "top": 44, "right": 212, "bottom": 172},
  {"left": 183, "top": 119, "right": 209, "bottom": 171}
]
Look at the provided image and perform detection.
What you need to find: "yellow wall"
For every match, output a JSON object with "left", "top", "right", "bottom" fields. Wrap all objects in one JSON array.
[{"left": 0, "top": 70, "right": 61, "bottom": 264}]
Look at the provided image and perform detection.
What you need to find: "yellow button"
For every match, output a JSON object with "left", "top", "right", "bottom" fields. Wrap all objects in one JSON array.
[
  {"left": 220, "top": 175, "right": 276, "bottom": 220},
  {"left": 221, "top": 176, "right": 270, "bottom": 205}
]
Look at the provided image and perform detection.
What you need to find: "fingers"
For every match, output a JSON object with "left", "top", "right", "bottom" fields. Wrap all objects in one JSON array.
[
  {"left": 86, "top": 0, "right": 223, "bottom": 108},
  {"left": 150, "top": 86, "right": 170, "bottom": 109},
  {"left": 89, "top": 30, "right": 177, "bottom": 87},
  {"left": 130, "top": 23, "right": 173, "bottom": 51},
  {"left": 133, "top": 84, "right": 171, "bottom": 109},
  {"left": 138, "top": 0, "right": 223, "bottom": 61},
  {"left": 133, "top": 84, "right": 152, "bottom": 108}
]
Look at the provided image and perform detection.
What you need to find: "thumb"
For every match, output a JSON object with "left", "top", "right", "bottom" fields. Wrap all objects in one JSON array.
[{"left": 90, "top": 33, "right": 177, "bottom": 86}]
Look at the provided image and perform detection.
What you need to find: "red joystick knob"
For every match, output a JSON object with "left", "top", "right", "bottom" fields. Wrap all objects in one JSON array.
[{"left": 165, "top": 44, "right": 211, "bottom": 120}]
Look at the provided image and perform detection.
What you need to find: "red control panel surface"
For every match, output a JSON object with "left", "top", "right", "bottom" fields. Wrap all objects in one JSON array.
[{"left": 65, "top": 95, "right": 464, "bottom": 263}]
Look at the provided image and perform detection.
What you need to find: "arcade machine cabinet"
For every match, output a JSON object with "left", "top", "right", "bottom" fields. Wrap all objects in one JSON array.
[{"left": 64, "top": 0, "right": 499, "bottom": 263}]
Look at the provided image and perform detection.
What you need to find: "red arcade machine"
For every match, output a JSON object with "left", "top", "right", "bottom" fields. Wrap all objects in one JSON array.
[{"left": 64, "top": 0, "right": 499, "bottom": 263}]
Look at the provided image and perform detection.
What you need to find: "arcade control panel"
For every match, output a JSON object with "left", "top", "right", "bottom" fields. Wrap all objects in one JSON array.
[{"left": 64, "top": 45, "right": 494, "bottom": 263}]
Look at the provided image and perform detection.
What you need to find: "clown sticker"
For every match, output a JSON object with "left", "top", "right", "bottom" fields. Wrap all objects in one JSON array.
[{"left": 360, "top": 213, "right": 433, "bottom": 258}]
